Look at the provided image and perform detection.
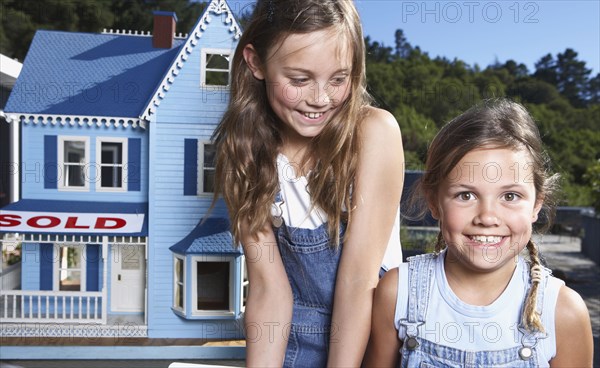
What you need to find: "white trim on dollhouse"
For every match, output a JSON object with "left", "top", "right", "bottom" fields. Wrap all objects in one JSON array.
[
  {"left": 140, "top": 0, "right": 242, "bottom": 122},
  {"left": 3, "top": 113, "right": 145, "bottom": 129},
  {"left": 101, "top": 29, "right": 189, "bottom": 39}
]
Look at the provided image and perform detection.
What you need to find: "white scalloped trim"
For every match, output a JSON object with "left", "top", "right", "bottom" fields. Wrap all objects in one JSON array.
[
  {"left": 101, "top": 29, "right": 188, "bottom": 39},
  {"left": 4, "top": 113, "right": 146, "bottom": 130}
]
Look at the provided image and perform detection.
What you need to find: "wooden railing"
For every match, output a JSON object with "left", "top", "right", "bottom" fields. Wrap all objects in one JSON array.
[{"left": 0, "top": 290, "right": 106, "bottom": 324}]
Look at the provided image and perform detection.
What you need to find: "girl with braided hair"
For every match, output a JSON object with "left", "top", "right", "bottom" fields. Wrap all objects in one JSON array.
[{"left": 364, "top": 99, "right": 592, "bottom": 367}]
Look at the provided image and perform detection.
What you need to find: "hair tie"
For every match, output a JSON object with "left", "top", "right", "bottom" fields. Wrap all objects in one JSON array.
[{"left": 530, "top": 264, "right": 543, "bottom": 284}]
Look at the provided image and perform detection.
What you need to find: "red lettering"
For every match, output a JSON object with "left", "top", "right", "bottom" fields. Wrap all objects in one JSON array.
[
  {"left": 0, "top": 214, "right": 22, "bottom": 227},
  {"left": 65, "top": 216, "right": 90, "bottom": 229},
  {"left": 95, "top": 217, "right": 126, "bottom": 229},
  {"left": 27, "top": 216, "right": 61, "bottom": 228}
]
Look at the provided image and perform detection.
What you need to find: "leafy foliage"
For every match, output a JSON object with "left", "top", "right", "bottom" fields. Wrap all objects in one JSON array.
[
  {"left": 366, "top": 32, "right": 599, "bottom": 207},
  {"left": 0, "top": 0, "right": 207, "bottom": 60}
]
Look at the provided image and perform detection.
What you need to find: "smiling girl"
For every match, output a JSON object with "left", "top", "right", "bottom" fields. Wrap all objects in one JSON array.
[
  {"left": 212, "top": 1, "right": 404, "bottom": 366},
  {"left": 364, "top": 99, "right": 592, "bottom": 367}
]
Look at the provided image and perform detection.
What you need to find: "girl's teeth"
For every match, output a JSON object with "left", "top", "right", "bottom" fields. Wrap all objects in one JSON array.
[
  {"left": 304, "top": 112, "right": 323, "bottom": 119},
  {"left": 470, "top": 235, "right": 502, "bottom": 244}
]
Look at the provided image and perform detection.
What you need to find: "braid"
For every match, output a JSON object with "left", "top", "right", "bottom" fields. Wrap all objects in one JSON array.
[{"left": 522, "top": 240, "right": 545, "bottom": 332}]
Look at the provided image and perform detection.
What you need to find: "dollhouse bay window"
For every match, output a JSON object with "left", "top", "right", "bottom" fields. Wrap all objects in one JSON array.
[{"left": 169, "top": 218, "right": 244, "bottom": 320}]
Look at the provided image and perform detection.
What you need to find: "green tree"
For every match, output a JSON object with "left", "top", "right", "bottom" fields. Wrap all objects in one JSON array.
[
  {"left": 555, "top": 48, "right": 592, "bottom": 107},
  {"left": 394, "top": 29, "right": 412, "bottom": 59},
  {"left": 583, "top": 160, "right": 600, "bottom": 213}
]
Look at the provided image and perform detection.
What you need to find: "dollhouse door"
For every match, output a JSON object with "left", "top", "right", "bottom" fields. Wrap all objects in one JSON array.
[{"left": 111, "top": 244, "right": 146, "bottom": 312}]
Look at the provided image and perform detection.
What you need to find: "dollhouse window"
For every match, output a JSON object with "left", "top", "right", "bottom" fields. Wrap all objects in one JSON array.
[
  {"left": 96, "top": 137, "right": 128, "bottom": 192},
  {"left": 198, "top": 142, "right": 216, "bottom": 194},
  {"left": 58, "top": 136, "right": 89, "bottom": 191},
  {"left": 173, "top": 256, "right": 185, "bottom": 311},
  {"left": 191, "top": 255, "right": 234, "bottom": 316},
  {"left": 201, "top": 49, "right": 232, "bottom": 88},
  {"left": 54, "top": 244, "right": 86, "bottom": 291}
]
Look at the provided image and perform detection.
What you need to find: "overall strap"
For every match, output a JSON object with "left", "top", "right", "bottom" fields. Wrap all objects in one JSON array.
[
  {"left": 399, "top": 253, "right": 437, "bottom": 348},
  {"left": 517, "top": 262, "right": 551, "bottom": 360}
]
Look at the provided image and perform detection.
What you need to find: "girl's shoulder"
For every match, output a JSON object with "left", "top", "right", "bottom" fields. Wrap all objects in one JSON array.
[
  {"left": 552, "top": 284, "right": 593, "bottom": 366},
  {"left": 359, "top": 106, "right": 402, "bottom": 148},
  {"left": 361, "top": 106, "right": 399, "bottom": 131},
  {"left": 555, "top": 284, "right": 590, "bottom": 325}
]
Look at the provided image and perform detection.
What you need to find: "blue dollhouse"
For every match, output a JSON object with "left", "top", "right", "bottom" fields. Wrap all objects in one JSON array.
[{"left": 0, "top": 0, "right": 247, "bottom": 360}]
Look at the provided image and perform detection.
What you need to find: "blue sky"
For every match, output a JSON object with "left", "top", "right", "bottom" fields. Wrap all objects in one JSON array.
[
  {"left": 229, "top": 0, "right": 599, "bottom": 75},
  {"left": 354, "top": 0, "right": 600, "bottom": 75}
]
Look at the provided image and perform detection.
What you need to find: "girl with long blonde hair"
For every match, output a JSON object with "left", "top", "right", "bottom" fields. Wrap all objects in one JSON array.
[{"left": 212, "top": 0, "right": 404, "bottom": 366}]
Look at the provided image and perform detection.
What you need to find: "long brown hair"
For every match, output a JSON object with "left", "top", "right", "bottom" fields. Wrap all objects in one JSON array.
[
  {"left": 212, "top": 0, "right": 371, "bottom": 246},
  {"left": 422, "top": 98, "right": 560, "bottom": 332}
]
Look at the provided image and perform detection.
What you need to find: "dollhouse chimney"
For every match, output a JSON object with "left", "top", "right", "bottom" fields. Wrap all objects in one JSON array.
[{"left": 152, "top": 11, "right": 177, "bottom": 49}]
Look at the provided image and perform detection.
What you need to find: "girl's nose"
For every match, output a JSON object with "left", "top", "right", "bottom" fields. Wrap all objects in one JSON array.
[
  {"left": 308, "top": 82, "right": 331, "bottom": 106},
  {"left": 474, "top": 202, "right": 501, "bottom": 227}
]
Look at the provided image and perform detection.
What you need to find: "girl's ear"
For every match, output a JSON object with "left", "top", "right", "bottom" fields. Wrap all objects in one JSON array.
[
  {"left": 243, "top": 44, "right": 265, "bottom": 80},
  {"left": 532, "top": 197, "right": 544, "bottom": 222},
  {"left": 427, "top": 196, "right": 440, "bottom": 220}
]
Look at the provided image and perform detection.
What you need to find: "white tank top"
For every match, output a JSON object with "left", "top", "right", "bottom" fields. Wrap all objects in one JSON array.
[
  {"left": 273, "top": 153, "right": 402, "bottom": 270},
  {"left": 394, "top": 252, "right": 564, "bottom": 367}
]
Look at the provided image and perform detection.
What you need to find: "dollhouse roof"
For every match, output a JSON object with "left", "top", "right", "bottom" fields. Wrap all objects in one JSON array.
[
  {"left": 3, "top": 30, "right": 185, "bottom": 119},
  {"left": 170, "top": 217, "right": 242, "bottom": 255}
]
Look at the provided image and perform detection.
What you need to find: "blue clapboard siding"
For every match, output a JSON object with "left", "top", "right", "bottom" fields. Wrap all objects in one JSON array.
[
  {"left": 21, "top": 122, "right": 148, "bottom": 202},
  {"left": 146, "top": 18, "right": 240, "bottom": 338}
]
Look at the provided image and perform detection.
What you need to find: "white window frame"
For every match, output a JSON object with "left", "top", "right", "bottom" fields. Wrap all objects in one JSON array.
[
  {"left": 241, "top": 256, "right": 248, "bottom": 313},
  {"left": 58, "top": 136, "right": 90, "bottom": 191},
  {"left": 190, "top": 255, "right": 236, "bottom": 317},
  {"left": 95, "top": 137, "right": 128, "bottom": 192},
  {"left": 201, "top": 48, "right": 232, "bottom": 89},
  {"left": 197, "top": 141, "right": 216, "bottom": 196},
  {"left": 173, "top": 255, "right": 186, "bottom": 313},
  {"left": 53, "top": 243, "right": 87, "bottom": 292}
]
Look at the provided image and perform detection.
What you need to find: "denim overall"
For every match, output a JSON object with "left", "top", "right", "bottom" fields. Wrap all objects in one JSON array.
[
  {"left": 399, "top": 253, "right": 549, "bottom": 368},
  {"left": 273, "top": 220, "right": 346, "bottom": 368}
]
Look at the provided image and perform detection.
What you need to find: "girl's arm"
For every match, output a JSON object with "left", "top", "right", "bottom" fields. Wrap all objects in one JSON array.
[
  {"left": 241, "top": 223, "right": 293, "bottom": 367},
  {"left": 363, "top": 268, "right": 402, "bottom": 367},
  {"left": 327, "top": 107, "right": 405, "bottom": 367},
  {"left": 550, "top": 285, "right": 593, "bottom": 367}
]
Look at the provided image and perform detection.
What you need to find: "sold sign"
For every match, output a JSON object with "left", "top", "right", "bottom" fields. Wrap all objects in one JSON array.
[{"left": 0, "top": 211, "right": 144, "bottom": 234}]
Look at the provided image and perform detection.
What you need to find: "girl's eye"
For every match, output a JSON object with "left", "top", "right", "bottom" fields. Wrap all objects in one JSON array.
[
  {"left": 329, "top": 76, "right": 348, "bottom": 86},
  {"left": 289, "top": 78, "right": 309, "bottom": 86},
  {"left": 503, "top": 192, "right": 520, "bottom": 201},
  {"left": 457, "top": 192, "right": 475, "bottom": 201}
]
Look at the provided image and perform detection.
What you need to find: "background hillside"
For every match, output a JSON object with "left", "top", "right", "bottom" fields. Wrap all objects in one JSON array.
[{"left": 1, "top": 0, "right": 598, "bottom": 209}]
